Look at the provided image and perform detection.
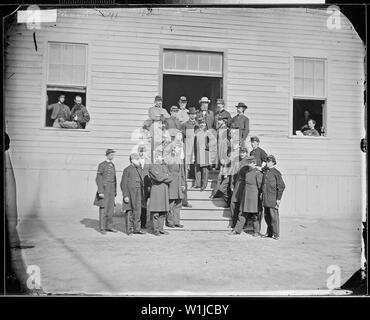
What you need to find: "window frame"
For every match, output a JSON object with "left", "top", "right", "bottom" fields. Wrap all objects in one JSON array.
[
  {"left": 41, "top": 36, "right": 91, "bottom": 131},
  {"left": 289, "top": 53, "right": 330, "bottom": 139}
]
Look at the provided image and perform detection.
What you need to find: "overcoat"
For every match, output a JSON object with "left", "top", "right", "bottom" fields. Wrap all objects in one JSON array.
[
  {"left": 240, "top": 168, "right": 263, "bottom": 213},
  {"left": 196, "top": 109, "right": 215, "bottom": 130},
  {"left": 120, "top": 164, "right": 145, "bottom": 212},
  {"left": 230, "top": 157, "right": 249, "bottom": 203},
  {"left": 262, "top": 167, "right": 286, "bottom": 208},
  {"left": 167, "top": 163, "right": 185, "bottom": 200},
  {"left": 194, "top": 129, "right": 210, "bottom": 167},
  {"left": 214, "top": 109, "right": 232, "bottom": 127},
  {"left": 250, "top": 147, "right": 268, "bottom": 167},
  {"left": 93, "top": 161, "right": 117, "bottom": 207},
  {"left": 182, "top": 119, "right": 198, "bottom": 165},
  {"left": 148, "top": 164, "right": 173, "bottom": 212}
]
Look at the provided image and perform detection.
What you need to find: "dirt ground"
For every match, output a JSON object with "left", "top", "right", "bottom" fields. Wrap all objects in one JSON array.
[{"left": 14, "top": 211, "right": 362, "bottom": 295}]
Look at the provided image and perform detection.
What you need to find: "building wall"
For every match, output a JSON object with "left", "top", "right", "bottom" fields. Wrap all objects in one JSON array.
[{"left": 4, "top": 7, "right": 365, "bottom": 220}]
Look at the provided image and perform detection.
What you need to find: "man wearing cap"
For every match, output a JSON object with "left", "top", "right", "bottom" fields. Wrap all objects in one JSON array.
[
  {"left": 229, "top": 147, "right": 249, "bottom": 228},
  {"left": 166, "top": 105, "right": 182, "bottom": 138},
  {"left": 196, "top": 97, "right": 215, "bottom": 130},
  {"left": 250, "top": 136, "right": 268, "bottom": 171},
  {"left": 178, "top": 96, "right": 190, "bottom": 124},
  {"left": 94, "top": 149, "right": 119, "bottom": 234},
  {"left": 230, "top": 102, "right": 249, "bottom": 145},
  {"left": 261, "top": 155, "right": 286, "bottom": 240},
  {"left": 47, "top": 94, "right": 71, "bottom": 128},
  {"left": 181, "top": 106, "right": 199, "bottom": 206},
  {"left": 138, "top": 145, "right": 151, "bottom": 229},
  {"left": 214, "top": 99, "right": 231, "bottom": 129},
  {"left": 121, "top": 153, "right": 146, "bottom": 235},
  {"left": 148, "top": 95, "right": 170, "bottom": 122},
  {"left": 148, "top": 152, "right": 173, "bottom": 236},
  {"left": 229, "top": 156, "right": 263, "bottom": 236}
]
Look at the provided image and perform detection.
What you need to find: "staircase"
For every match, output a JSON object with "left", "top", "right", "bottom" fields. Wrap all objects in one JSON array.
[{"left": 166, "top": 169, "right": 232, "bottom": 231}]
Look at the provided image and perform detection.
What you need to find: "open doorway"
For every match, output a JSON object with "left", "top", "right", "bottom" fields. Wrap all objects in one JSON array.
[{"left": 162, "top": 74, "right": 223, "bottom": 113}]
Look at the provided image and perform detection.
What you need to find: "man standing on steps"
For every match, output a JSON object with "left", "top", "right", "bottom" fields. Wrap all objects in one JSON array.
[
  {"left": 181, "top": 107, "right": 198, "bottom": 207},
  {"left": 229, "top": 147, "right": 249, "bottom": 228},
  {"left": 230, "top": 102, "right": 249, "bottom": 147},
  {"left": 93, "top": 149, "right": 119, "bottom": 235},
  {"left": 214, "top": 98, "right": 231, "bottom": 128},
  {"left": 177, "top": 96, "right": 190, "bottom": 124},
  {"left": 148, "top": 152, "right": 173, "bottom": 236}
]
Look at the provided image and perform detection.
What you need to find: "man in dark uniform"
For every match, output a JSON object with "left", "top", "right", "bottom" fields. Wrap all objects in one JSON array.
[
  {"left": 249, "top": 136, "right": 268, "bottom": 171},
  {"left": 196, "top": 97, "right": 215, "bottom": 130},
  {"left": 121, "top": 153, "right": 146, "bottom": 235},
  {"left": 138, "top": 145, "right": 151, "bottom": 229},
  {"left": 262, "top": 155, "right": 286, "bottom": 240},
  {"left": 229, "top": 147, "right": 249, "bottom": 228},
  {"left": 148, "top": 152, "right": 173, "bottom": 236},
  {"left": 214, "top": 98, "right": 231, "bottom": 128},
  {"left": 166, "top": 105, "right": 182, "bottom": 138},
  {"left": 181, "top": 107, "right": 198, "bottom": 206},
  {"left": 230, "top": 102, "right": 249, "bottom": 146},
  {"left": 94, "top": 149, "right": 118, "bottom": 234}
]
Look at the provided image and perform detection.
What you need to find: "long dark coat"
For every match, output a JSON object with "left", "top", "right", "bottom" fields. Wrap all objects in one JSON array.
[
  {"left": 120, "top": 164, "right": 145, "bottom": 212},
  {"left": 167, "top": 163, "right": 185, "bottom": 200},
  {"left": 262, "top": 167, "right": 286, "bottom": 208},
  {"left": 231, "top": 114, "right": 249, "bottom": 140},
  {"left": 93, "top": 161, "right": 117, "bottom": 207},
  {"left": 196, "top": 110, "right": 215, "bottom": 130},
  {"left": 148, "top": 164, "right": 173, "bottom": 212},
  {"left": 240, "top": 168, "right": 263, "bottom": 213},
  {"left": 194, "top": 129, "right": 210, "bottom": 167},
  {"left": 230, "top": 157, "right": 249, "bottom": 203}
]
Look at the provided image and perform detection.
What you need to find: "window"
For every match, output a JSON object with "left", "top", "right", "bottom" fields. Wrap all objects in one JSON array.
[
  {"left": 45, "top": 42, "right": 89, "bottom": 129},
  {"left": 292, "top": 57, "right": 326, "bottom": 136}
]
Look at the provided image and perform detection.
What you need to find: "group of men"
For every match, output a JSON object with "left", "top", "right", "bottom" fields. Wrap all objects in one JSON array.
[
  {"left": 94, "top": 94, "right": 285, "bottom": 239},
  {"left": 47, "top": 94, "right": 90, "bottom": 129}
]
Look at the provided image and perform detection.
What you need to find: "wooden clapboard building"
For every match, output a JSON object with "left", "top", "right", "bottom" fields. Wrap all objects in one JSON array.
[{"left": 4, "top": 7, "right": 365, "bottom": 229}]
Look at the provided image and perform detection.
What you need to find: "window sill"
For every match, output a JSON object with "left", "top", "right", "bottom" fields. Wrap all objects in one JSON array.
[
  {"left": 288, "top": 135, "right": 329, "bottom": 140},
  {"left": 40, "top": 127, "right": 90, "bottom": 132}
]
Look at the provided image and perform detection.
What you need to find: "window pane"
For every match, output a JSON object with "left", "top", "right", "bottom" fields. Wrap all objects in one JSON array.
[
  {"left": 314, "top": 79, "right": 324, "bottom": 96},
  {"left": 73, "top": 45, "right": 86, "bottom": 66},
  {"left": 304, "top": 78, "right": 314, "bottom": 96},
  {"left": 60, "top": 64, "right": 74, "bottom": 84},
  {"left": 294, "top": 77, "right": 304, "bottom": 95},
  {"left": 48, "top": 64, "right": 61, "bottom": 83},
  {"left": 73, "top": 66, "right": 86, "bottom": 85},
  {"left": 304, "top": 59, "right": 314, "bottom": 78},
  {"left": 210, "top": 54, "right": 222, "bottom": 72},
  {"left": 175, "top": 52, "right": 186, "bottom": 70},
  {"left": 61, "top": 44, "right": 74, "bottom": 65},
  {"left": 199, "top": 54, "right": 209, "bottom": 72},
  {"left": 314, "top": 60, "right": 324, "bottom": 79},
  {"left": 49, "top": 44, "right": 61, "bottom": 64},
  {"left": 164, "top": 51, "right": 175, "bottom": 69},
  {"left": 187, "top": 53, "right": 198, "bottom": 71},
  {"left": 295, "top": 58, "right": 304, "bottom": 78}
]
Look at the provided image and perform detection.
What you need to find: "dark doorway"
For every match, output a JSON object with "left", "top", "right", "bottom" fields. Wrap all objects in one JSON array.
[{"left": 163, "top": 74, "right": 222, "bottom": 113}]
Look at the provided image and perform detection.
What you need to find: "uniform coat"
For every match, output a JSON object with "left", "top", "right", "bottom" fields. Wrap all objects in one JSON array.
[
  {"left": 71, "top": 104, "right": 90, "bottom": 129},
  {"left": 230, "top": 157, "right": 249, "bottom": 203},
  {"left": 167, "top": 163, "right": 186, "bottom": 200},
  {"left": 148, "top": 164, "right": 173, "bottom": 212},
  {"left": 166, "top": 116, "right": 182, "bottom": 135},
  {"left": 93, "top": 160, "right": 117, "bottom": 207},
  {"left": 214, "top": 109, "right": 232, "bottom": 127},
  {"left": 196, "top": 110, "right": 215, "bottom": 130},
  {"left": 120, "top": 164, "right": 145, "bottom": 212},
  {"left": 262, "top": 167, "right": 286, "bottom": 208},
  {"left": 240, "top": 168, "right": 263, "bottom": 213},
  {"left": 148, "top": 105, "right": 170, "bottom": 121},
  {"left": 250, "top": 147, "right": 268, "bottom": 167},
  {"left": 231, "top": 114, "right": 249, "bottom": 141}
]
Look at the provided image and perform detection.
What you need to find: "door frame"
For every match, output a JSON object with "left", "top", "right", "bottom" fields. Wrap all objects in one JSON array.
[{"left": 158, "top": 45, "right": 228, "bottom": 105}]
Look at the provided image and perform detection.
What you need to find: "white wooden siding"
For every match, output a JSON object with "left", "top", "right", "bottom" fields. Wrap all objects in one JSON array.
[{"left": 5, "top": 7, "right": 365, "bottom": 219}]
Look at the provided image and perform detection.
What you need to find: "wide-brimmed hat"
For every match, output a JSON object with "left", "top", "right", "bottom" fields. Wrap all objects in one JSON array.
[
  {"left": 188, "top": 107, "right": 197, "bottom": 114},
  {"left": 235, "top": 102, "right": 247, "bottom": 109},
  {"left": 199, "top": 97, "right": 210, "bottom": 104},
  {"left": 250, "top": 136, "right": 260, "bottom": 143},
  {"left": 266, "top": 154, "right": 277, "bottom": 165},
  {"left": 105, "top": 149, "right": 116, "bottom": 156}
]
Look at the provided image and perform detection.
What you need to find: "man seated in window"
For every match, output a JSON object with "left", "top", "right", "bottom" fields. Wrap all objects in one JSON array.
[
  {"left": 47, "top": 94, "right": 71, "bottom": 128},
  {"left": 60, "top": 95, "right": 90, "bottom": 129},
  {"left": 302, "top": 119, "right": 320, "bottom": 137},
  {"left": 299, "top": 109, "right": 311, "bottom": 133}
]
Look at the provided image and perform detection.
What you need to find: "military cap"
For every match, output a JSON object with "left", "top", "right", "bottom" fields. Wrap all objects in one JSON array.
[
  {"left": 235, "top": 102, "right": 247, "bottom": 109},
  {"left": 239, "top": 146, "right": 248, "bottom": 153},
  {"left": 154, "top": 95, "right": 162, "bottom": 101},
  {"left": 250, "top": 136, "right": 260, "bottom": 143},
  {"left": 216, "top": 98, "right": 225, "bottom": 105},
  {"left": 170, "top": 105, "right": 179, "bottom": 112},
  {"left": 188, "top": 107, "right": 197, "bottom": 114},
  {"left": 266, "top": 154, "right": 277, "bottom": 165},
  {"left": 179, "top": 96, "right": 187, "bottom": 101},
  {"left": 105, "top": 149, "right": 116, "bottom": 156}
]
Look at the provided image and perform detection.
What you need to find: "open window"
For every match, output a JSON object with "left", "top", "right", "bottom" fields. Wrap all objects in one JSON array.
[
  {"left": 45, "top": 42, "right": 88, "bottom": 128},
  {"left": 292, "top": 57, "right": 327, "bottom": 136}
]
